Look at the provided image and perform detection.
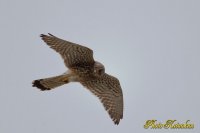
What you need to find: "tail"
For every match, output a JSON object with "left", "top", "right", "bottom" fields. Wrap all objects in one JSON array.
[{"left": 32, "top": 75, "right": 69, "bottom": 91}]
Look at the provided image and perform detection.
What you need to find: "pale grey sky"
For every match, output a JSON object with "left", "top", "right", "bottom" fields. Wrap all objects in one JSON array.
[{"left": 0, "top": 0, "right": 199, "bottom": 133}]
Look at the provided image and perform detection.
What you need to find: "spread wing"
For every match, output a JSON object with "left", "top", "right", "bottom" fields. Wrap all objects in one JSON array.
[
  {"left": 81, "top": 73, "right": 123, "bottom": 125},
  {"left": 40, "top": 33, "right": 95, "bottom": 68}
]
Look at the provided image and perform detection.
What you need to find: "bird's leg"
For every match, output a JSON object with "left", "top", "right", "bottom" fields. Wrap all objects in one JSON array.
[{"left": 61, "top": 77, "right": 69, "bottom": 83}]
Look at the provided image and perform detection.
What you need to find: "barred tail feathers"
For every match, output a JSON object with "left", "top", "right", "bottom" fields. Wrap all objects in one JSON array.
[{"left": 32, "top": 75, "right": 69, "bottom": 91}]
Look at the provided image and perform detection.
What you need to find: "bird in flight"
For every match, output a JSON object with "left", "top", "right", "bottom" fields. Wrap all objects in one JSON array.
[{"left": 32, "top": 33, "right": 123, "bottom": 125}]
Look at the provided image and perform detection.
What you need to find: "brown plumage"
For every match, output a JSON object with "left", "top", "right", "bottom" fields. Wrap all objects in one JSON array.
[{"left": 32, "top": 33, "right": 123, "bottom": 125}]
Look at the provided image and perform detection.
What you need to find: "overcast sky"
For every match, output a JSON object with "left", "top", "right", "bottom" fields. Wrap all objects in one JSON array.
[{"left": 0, "top": 0, "right": 199, "bottom": 133}]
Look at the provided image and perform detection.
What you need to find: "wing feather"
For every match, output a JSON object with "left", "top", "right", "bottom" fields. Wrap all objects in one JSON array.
[
  {"left": 81, "top": 73, "right": 123, "bottom": 125},
  {"left": 40, "top": 33, "right": 95, "bottom": 68}
]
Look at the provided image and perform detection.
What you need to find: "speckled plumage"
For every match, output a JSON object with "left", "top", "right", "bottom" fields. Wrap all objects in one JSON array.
[{"left": 32, "top": 33, "right": 123, "bottom": 125}]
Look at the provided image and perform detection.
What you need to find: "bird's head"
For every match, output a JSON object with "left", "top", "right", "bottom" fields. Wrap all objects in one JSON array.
[{"left": 94, "top": 61, "right": 105, "bottom": 75}]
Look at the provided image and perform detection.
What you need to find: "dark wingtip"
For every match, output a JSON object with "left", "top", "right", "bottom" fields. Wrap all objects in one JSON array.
[
  {"left": 32, "top": 79, "right": 50, "bottom": 91},
  {"left": 40, "top": 33, "right": 55, "bottom": 38},
  {"left": 114, "top": 119, "right": 120, "bottom": 125},
  {"left": 48, "top": 33, "right": 54, "bottom": 36},
  {"left": 40, "top": 34, "right": 46, "bottom": 38}
]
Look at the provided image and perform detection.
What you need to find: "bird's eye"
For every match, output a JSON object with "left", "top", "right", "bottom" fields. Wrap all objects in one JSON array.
[{"left": 98, "top": 68, "right": 104, "bottom": 75}]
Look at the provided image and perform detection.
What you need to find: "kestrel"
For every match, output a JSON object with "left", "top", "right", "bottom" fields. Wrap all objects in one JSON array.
[{"left": 32, "top": 33, "right": 123, "bottom": 125}]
